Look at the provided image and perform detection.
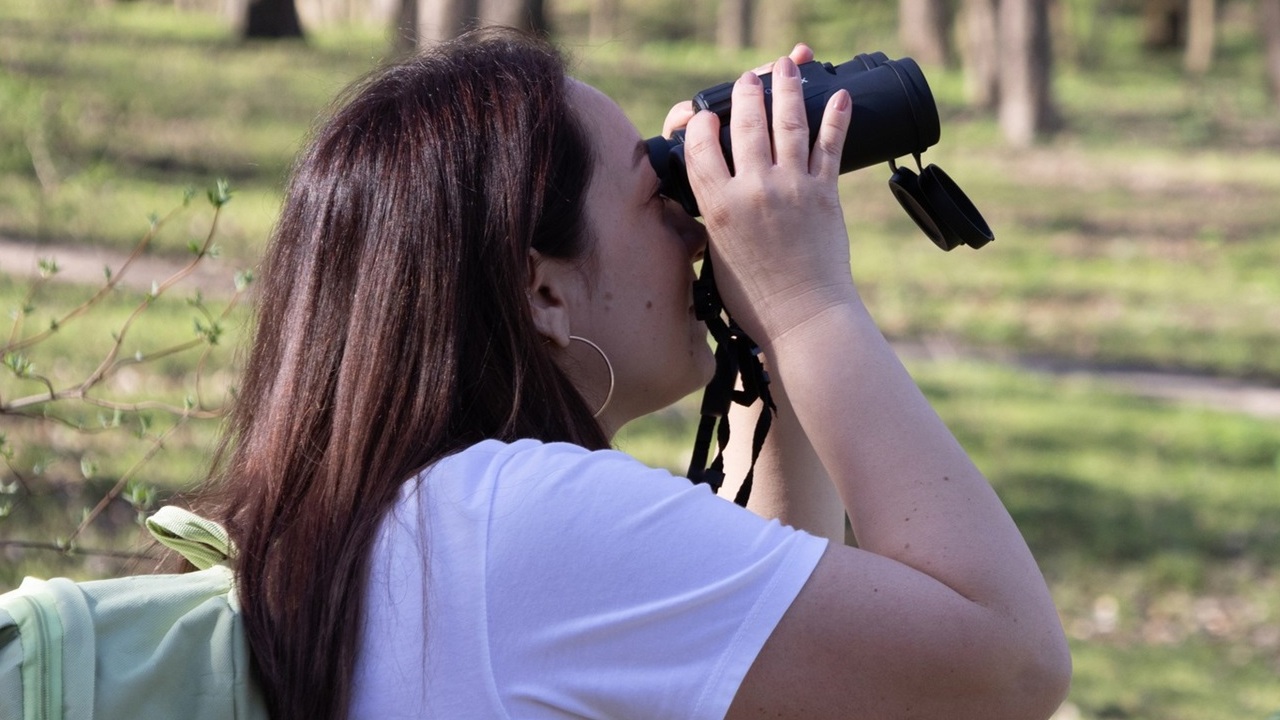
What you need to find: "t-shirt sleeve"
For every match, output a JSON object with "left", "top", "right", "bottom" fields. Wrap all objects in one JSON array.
[{"left": 474, "top": 441, "right": 829, "bottom": 720}]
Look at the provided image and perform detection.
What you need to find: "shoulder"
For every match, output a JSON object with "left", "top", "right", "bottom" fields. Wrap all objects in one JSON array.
[
  {"left": 445, "top": 439, "right": 829, "bottom": 719},
  {"left": 425, "top": 437, "right": 709, "bottom": 519}
]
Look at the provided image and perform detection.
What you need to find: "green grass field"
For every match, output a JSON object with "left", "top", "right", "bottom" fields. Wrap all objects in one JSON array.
[{"left": 2, "top": 1, "right": 1279, "bottom": 718}]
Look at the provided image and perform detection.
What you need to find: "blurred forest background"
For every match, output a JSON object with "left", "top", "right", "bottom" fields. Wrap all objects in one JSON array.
[{"left": 1, "top": 0, "right": 1278, "bottom": 718}]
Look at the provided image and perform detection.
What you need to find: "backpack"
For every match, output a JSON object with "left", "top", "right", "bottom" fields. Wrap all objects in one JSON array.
[{"left": 0, "top": 507, "right": 269, "bottom": 720}]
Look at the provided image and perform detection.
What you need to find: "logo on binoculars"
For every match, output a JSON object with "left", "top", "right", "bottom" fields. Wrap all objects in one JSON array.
[{"left": 764, "top": 76, "right": 807, "bottom": 95}]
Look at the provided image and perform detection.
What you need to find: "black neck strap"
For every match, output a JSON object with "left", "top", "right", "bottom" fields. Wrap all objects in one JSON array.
[{"left": 686, "top": 256, "right": 776, "bottom": 507}]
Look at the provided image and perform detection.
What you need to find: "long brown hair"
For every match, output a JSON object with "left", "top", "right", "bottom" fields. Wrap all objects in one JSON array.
[{"left": 197, "top": 29, "right": 607, "bottom": 720}]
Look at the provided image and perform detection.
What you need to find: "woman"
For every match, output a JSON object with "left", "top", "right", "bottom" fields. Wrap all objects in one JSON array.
[{"left": 200, "top": 28, "right": 1070, "bottom": 720}]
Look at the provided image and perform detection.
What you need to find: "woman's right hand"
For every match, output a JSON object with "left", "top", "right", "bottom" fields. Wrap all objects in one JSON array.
[{"left": 682, "top": 56, "right": 858, "bottom": 346}]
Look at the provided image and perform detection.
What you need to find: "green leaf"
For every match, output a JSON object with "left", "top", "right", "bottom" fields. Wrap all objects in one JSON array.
[
  {"left": 233, "top": 269, "right": 255, "bottom": 292},
  {"left": 124, "top": 479, "right": 156, "bottom": 512},
  {"left": 4, "top": 353, "right": 32, "bottom": 377},
  {"left": 79, "top": 457, "right": 96, "bottom": 480},
  {"left": 207, "top": 178, "right": 233, "bottom": 208},
  {"left": 37, "top": 257, "right": 59, "bottom": 278}
]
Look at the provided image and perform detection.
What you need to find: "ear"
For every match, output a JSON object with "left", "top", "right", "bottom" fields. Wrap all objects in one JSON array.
[{"left": 527, "top": 249, "right": 575, "bottom": 348}]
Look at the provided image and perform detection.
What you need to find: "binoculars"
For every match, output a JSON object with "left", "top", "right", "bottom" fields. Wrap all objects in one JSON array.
[{"left": 644, "top": 52, "right": 994, "bottom": 252}]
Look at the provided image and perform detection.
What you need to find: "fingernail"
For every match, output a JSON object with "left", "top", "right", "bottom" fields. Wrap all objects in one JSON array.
[
  {"left": 740, "top": 71, "right": 761, "bottom": 86},
  {"left": 835, "top": 89, "right": 851, "bottom": 111},
  {"left": 778, "top": 57, "right": 798, "bottom": 78}
]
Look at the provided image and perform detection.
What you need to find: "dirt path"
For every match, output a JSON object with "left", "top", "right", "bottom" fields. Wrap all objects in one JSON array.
[
  {"left": 896, "top": 340, "right": 1280, "bottom": 420},
  {"left": 0, "top": 236, "right": 238, "bottom": 299},
  {"left": 3, "top": 236, "right": 1279, "bottom": 420}
]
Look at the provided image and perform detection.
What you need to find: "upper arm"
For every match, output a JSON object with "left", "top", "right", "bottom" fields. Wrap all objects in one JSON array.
[{"left": 726, "top": 544, "right": 1071, "bottom": 720}]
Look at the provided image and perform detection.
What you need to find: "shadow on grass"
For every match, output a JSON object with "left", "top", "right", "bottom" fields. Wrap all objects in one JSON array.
[{"left": 998, "top": 472, "right": 1280, "bottom": 568}]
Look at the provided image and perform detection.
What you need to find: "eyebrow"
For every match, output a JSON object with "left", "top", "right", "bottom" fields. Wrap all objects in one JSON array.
[{"left": 632, "top": 139, "right": 648, "bottom": 169}]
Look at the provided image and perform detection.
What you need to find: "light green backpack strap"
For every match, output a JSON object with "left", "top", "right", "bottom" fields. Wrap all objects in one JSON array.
[
  {"left": 1, "top": 578, "right": 65, "bottom": 720},
  {"left": 145, "top": 506, "right": 236, "bottom": 570}
]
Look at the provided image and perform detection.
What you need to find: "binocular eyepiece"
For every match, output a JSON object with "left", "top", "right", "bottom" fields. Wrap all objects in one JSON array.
[{"left": 644, "top": 52, "right": 994, "bottom": 252}]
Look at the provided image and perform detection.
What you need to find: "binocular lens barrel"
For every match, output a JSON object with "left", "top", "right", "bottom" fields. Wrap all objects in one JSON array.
[{"left": 646, "top": 54, "right": 941, "bottom": 218}]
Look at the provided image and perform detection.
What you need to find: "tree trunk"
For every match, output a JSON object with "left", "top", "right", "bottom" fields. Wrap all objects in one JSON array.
[
  {"left": 418, "top": 0, "right": 478, "bottom": 45},
  {"left": 998, "top": 0, "right": 1055, "bottom": 147},
  {"left": 528, "top": 0, "right": 548, "bottom": 34},
  {"left": 1263, "top": 0, "right": 1280, "bottom": 108},
  {"left": 478, "top": 0, "right": 544, "bottom": 34},
  {"left": 718, "top": 0, "right": 752, "bottom": 51},
  {"left": 243, "top": 0, "right": 304, "bottom": 38},
  {"left": 753, "top": 0, "right": 796, "bottom": 53},
  {"left": 1183, "top": 0, "right": 1215, "bottom": 74},
  {"left": 899, "top": 0, "right": 954, "bottom": 67},
  {"left": 394, "top": 0, "right": 418, "bottom": 53},
  {"left": 589, "top": 0, "right": 621, "bottom": 42},
  {"left": 1143, "top": 0, "right": 1183, "bottom": 49},
  {"left": 961, "top": 0, "right": 1000, "bottom": 110}
]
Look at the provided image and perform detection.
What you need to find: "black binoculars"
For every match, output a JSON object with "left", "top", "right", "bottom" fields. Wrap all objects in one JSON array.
[{"left": 644, "top": 52, "right": 994, "bottom": 252}]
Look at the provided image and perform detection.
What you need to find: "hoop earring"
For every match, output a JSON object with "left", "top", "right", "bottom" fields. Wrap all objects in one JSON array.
[{"left": 569, "top": 335, "right": 615, "bottom": 419}]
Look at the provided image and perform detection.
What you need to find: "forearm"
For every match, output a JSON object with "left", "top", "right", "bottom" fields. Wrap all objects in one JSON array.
[
  {"left": 721, "top": 366, "right": 845, "bottom": 543},
  {"left": 762, "top": 297, "right": 1056, "bottom": 620}
]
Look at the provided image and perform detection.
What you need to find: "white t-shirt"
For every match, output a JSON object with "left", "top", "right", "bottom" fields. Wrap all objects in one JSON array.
[{"left": 350, "top": 438, "right": 828, "bottom": 720}]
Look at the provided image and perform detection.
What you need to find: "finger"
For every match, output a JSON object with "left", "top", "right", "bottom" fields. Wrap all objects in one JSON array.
[
  {"left": 809, "top": 89, "right": 852, "bottom": 179},
  {"left": 750, "top": 43, "right": 814, "bottom": 75},
  {"left": 684, "top": 109, "right": 731, "bottom": 191},
  {"left": 787, "top": 43, "right": 814, "bottom": 66},
  {"left": 728, "top": 71, "right": 772, "bottom": 173},
  {"left": 770, "top": 56, "right": 810, "bottom": 168},
  {"left": 663, "top": 101, "right": 696, "bottom": 138}
]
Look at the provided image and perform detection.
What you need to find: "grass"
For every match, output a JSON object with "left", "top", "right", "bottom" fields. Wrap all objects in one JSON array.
[{"left": 1, "top": 1, "right": 1279, "bottom": 718}]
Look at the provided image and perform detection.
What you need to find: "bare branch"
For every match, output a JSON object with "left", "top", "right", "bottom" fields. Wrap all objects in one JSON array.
[
  {"left": 66, "top": 415, "right": 189, "bottom": 547},
  {"left": 0, "top": 204, "right": 184, "bottom": 356},
  {"left": 0, "top": 539, "right": 154, "bottom": 561},
  {"left": 76, "top": 205, "right": 225, "bottom": 395}
]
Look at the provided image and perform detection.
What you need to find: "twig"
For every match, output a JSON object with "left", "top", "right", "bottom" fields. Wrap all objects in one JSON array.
[
  {"left": 0, "top": 454, "right": 34, "bottom": 495},
  {"left": 0, "top": 539, "right": 154, "bottom": 561},
  {"left": 76, "top": 205, "right": 224, "bottom": 393},
  {"left": 1, "top": 203, "right": 184, "bottom": 356},
  {"left": 64, "top": 414, "right": 188, "bottom": 547}
]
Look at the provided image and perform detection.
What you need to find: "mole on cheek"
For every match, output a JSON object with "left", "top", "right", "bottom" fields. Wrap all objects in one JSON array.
[{"left": 646, "top": 301, "right": 653, "bottom": 309}]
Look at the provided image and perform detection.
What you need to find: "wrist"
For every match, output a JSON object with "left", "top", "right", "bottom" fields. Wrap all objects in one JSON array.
[
  {"left": 739, "top": 280, "right": 864, "bottom": 350},
  {"left": 755, "top": 292, "right": 876, "bottom": 360}
]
